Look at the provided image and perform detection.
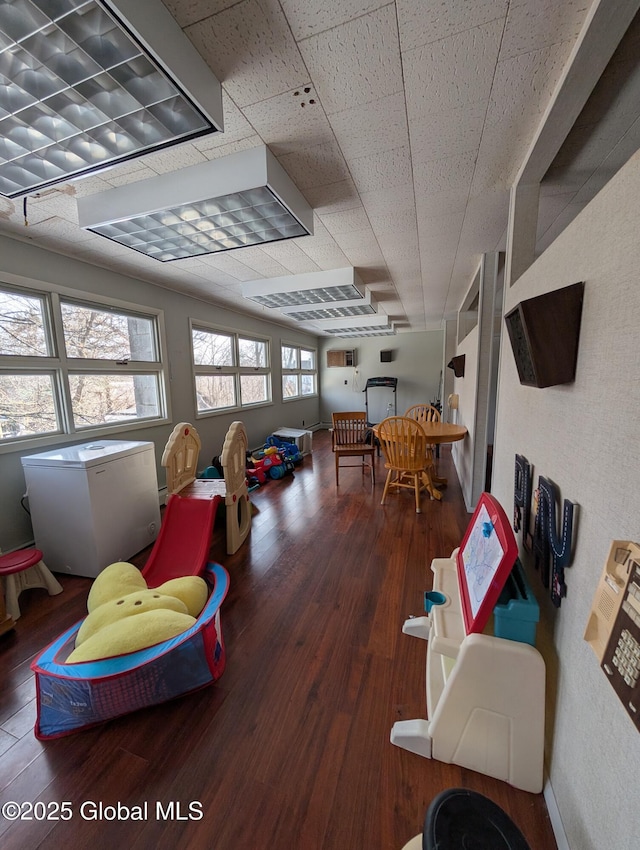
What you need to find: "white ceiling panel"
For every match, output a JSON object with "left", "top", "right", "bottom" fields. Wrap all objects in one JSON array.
[
  {"left": 185, "top": 0, "right": 308, "bottom": 107},
  {"left": 347, "top": 146, "right": 413, "bottom": 194},
  {"left": 243, "top": 88, "right": 335, "bottom": 156},
  {"left": 0, "top": 0, "right": 635, "bottom": 335},
  {"left": 403, "top": 20, "right": 504, "bottom": 118},
  {"left": 397, "top": 0, "right": 509, "bottom": 52},
  {"left": 297, "top": 5, "right": 403, "bottom": 114},
  {"left": 278, "top": 141, "right": 352, "bottom": 190},
  {"left": 329, "top": 93, "right": 410, "bottom": 161}
]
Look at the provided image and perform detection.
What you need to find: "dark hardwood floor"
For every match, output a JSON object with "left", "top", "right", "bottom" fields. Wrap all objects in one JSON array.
[{"left": 0, "top": 430, "right": 557, "bottom": 849}]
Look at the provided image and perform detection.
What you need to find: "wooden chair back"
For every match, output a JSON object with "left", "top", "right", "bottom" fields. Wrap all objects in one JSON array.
[
  {"left": 404, "top": 404, "right": 441, "bottom": 425},
  {"left": 331, "top": 411, "right": 369, "bottom": 447},
  {"left": 377, "top": 416, "right": 430, "bottom": 473}
]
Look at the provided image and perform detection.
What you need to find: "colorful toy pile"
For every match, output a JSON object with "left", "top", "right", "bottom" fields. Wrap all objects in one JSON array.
[{"left": 246, "top": 434, "right": 303, "bottom": 488}]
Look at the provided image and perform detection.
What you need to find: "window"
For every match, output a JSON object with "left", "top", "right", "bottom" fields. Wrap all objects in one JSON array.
[
  {"left": 191, "top": 324, "right": 271, "bottom": 414},
  {"left": 0, "top": 281, "right": 167, "bottom": 447},
  {"left": 281, "top": 343, "right": 317, "bottom": 400}
]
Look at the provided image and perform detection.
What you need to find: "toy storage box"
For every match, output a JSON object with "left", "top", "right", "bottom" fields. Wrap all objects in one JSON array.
[{"left": 272, "top": 427, "right": 313, "bottom": 456}]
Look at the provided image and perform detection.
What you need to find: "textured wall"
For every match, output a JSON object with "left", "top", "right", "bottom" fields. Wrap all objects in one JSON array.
[{"left": 492, "top": 150, "right": 640, "bottom": 850}]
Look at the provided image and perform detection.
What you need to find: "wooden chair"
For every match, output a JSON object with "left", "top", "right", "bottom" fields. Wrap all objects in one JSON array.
[
  {"left": 331, "top": 412, "right": 375, "bottom": 486},
  {"left": 404, "top": 403, "right": 441, "bottom": 425},
  {"left": 405, "top": 403, "right": 441, "bottom": 468},
  {"left": 377, "top": 416, "right": 432, "bottom": 513}
]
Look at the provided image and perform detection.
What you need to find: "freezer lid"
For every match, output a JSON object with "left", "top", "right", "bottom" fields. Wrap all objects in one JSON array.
[{"left": 20, "top": 440, "right": 155, "bottom": 469}]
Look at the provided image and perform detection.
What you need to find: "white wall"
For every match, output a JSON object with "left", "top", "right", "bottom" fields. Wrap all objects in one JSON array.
[
  {"left": 0, "top": 235, "right": 320, "bottom": 550},
  {"left": 492, "top": 150, "right": 640, "bottom": 850},
  {"left": 319, "top": 330, "right": 444, "bottom": 424}
]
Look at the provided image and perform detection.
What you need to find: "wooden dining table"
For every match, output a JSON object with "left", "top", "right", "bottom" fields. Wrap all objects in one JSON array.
[
  {"left": 373, "top": 421, "right": 468, "bottom": 501},
  {"left": 418, "top": 422, "right": 467, "bottom": 499}
]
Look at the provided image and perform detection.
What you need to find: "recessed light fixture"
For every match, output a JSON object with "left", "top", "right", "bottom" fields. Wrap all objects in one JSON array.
[
  {"left": 311, "top": 311, "right": 390, "bottom": 335},
  {"left": 242, "top": 267, "right": 364, "bottom": 309},
  {"left": 280, "top": 286, "right": 375, "bottom": 321},
  {"left": 0, "top": 0, "right": 223, "bottom": 198},
  {"left": 77, "top": 145, "right": 313, "bottom": 260}
]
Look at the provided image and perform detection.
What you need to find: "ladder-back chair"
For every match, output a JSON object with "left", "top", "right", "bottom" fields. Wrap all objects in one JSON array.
[{"left": 331, "top": 411, "right": 375, "bottom": 486}]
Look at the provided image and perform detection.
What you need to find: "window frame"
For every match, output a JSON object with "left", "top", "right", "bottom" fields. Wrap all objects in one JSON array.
[
  {"left": 281, "top": 342, "right": 317, "bottom": 401},
  {"left": 0, "top": 272, "right": 170, "bottom": 454},
  {"left": 190, "top": 320, "right": 272, "bottom": 417}
]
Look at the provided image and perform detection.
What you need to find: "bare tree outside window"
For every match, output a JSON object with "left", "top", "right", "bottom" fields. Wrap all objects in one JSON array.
[{"left": 0, "top": 285, "right": 166, "bottom": 442}]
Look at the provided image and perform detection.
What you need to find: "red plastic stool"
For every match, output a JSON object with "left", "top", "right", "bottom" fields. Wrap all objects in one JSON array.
[{"left": 0, "top": 549, "right": 63, "bottom": 621}]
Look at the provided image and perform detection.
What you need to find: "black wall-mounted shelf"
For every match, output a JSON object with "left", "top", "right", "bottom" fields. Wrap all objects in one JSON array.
[{"left": 505, "top": 281, "right": 585, "bottom": 388}]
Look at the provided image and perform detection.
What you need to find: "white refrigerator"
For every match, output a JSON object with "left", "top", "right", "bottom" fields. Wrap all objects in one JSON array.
[{"left": 21, "top": 440, "right": 161, "bottom": 578}]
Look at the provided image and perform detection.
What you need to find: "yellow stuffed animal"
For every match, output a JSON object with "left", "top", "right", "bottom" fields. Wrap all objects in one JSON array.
[{"left": 67, "top": 562, "right": 208, "bottom": 663}]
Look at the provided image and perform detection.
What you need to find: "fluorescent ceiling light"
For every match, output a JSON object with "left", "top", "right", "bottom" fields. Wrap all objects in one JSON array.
[
  {"left": 280, "top": 287, "right": 375, "bottom": 321},
  {"left": 77, "top": 145, "right": 313, "bottom": 260},
  {"left": 0, "top": 0, "right": 223, "bottom": 198},
  {"left": 242, "top": 268, "right": 364, "bottom": 309},
  {"left": 311, "top": 311, "right": 390, "bottom": 334},
  {"left": 326, "top": 327, "right": 397, "bottom": 337}
]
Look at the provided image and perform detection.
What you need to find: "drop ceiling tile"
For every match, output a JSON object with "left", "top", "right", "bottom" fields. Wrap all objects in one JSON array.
[
  {"left": 319, "top": 206, "right": 372, "bottom": 237},
  {"left": 458, "top": 189, "right": 510, "bottom": 252},
  {"left": 403, "top": 19, "right": 504, "bottom": 117},
  {"left": 409, "top": 100, "right": 487, "bottom": 163},
  {"left": 27, "top": 217, "right": 96, "bottom": 244},
  {"left": 199, "top": 253, "right": 263, "bottom": 281},
  {"left": 296, "top": 240, "right": 351, "bottom": 269},
  {"left": 162, "top": 0, "right": 237, "bottom": 28},
  {"left": 302, "top": 180, "right": 362, "bottom": 215},
  {"left": 193, "top": 93, "right": 256, "bottom": 150},
  {"left": 414, "top": 187, "right": 469, "bottom": 221},
  {"left": 229, "top": 247, "right": 290, "bottom": 278},
  {"left": 348, "top": 146, "right": 412, "bottom": 194},
  {"left": 359, "top": 183, "right": 415, "bottom": 216},
  {"left": 243, "top": 87, "right": 335, "bottom": 155},
  {"left": 185, "top": 0, "right": 307, "bottom": 107},
  {"left": 279, "top": 0, "right": 389, "bottom": 41},
  {"left": 329, "top": 93, "right": 409, "bottom": 160},
  {"left": 136, "top": 142, "right": 208, "bottom": 175},
  {"left": 486, "top": 42, "right": 573, "bottom": 132},
  {"left": 366, "top": 204, "right": 418, "bottom": 239},
  {"left": 298, "top": 5, "right": 403, "bottom": 114},
  {"left": 22, "top": 192, "right": 78, "bottom": 224},
  {"left": 500, "top": 0, "right": 590, "bottom": 61},
  {"left": 259, "top": 242, "right": 321, "bottom": 274},
  {"left": 202, "top": 136, "right": 265, "bottom": 161},
  {"left": 397, "top": 0, "right": 509, "bottom": 52},
  {"left": 413, "top": 151, "right": 477, "bottom": 197},
  {"left": 336, "top": 230, "right": 385, "bottom": 266},
  {"left": 278, "top": 141, "right": 352, "bottom": 189}
]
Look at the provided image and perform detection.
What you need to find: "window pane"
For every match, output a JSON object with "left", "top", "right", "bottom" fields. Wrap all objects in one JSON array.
[
  {"left": 240, "top": 373, "right": 269, "bottom": 405},
  {"left": 300, "top": 348, "right": 315, "bottom": 370},
  {"left": 68, "top": 373, "right": 160, "bottom": 428},
  {"left": 0, "top": 372, "right": 59, "bottom": 438},
  {"left": 281, "top": 345, "right": 297, "bottom": 370},
  {"left": 62, "top": 302, "right": 156, "bottom": 361},
  {"left": 0, "top": 289, "right": 50, "bottom": 356},
  {"left": 195, "top": 374, "right": 236, "bottom": 411},
  {"left": 238, "top": 337, "right": 267, "bottom": 368},
  {"left": 282, "top": 374, "right": 298, "bottom": 399},
  {"left": 301, "top": 374, "right": 315, "bottom": 396},
  {"left": 192, "top": 329, "right": 234, "bottom": 367}
]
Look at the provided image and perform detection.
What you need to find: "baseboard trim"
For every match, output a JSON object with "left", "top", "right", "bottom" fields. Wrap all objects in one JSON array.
[{"left": 544, "top": 778, "right": 569, "bottom": 850}]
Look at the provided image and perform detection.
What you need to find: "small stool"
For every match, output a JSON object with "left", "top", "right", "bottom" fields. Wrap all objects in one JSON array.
[
  {"left": 401, "top": 788, "right": 531, "bottom": 850},
  {"left": 0, "top": 549, "right": 63, "bottom": 621}
]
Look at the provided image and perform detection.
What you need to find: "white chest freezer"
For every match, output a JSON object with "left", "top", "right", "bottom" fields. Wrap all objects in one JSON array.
[{"left": 21, "top": 440, "right": 161, "bottom": 578}]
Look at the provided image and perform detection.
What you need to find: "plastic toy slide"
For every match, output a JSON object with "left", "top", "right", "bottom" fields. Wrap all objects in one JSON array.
[{"left": 141, "top": 492, "right": 220, "bottom": 585}]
